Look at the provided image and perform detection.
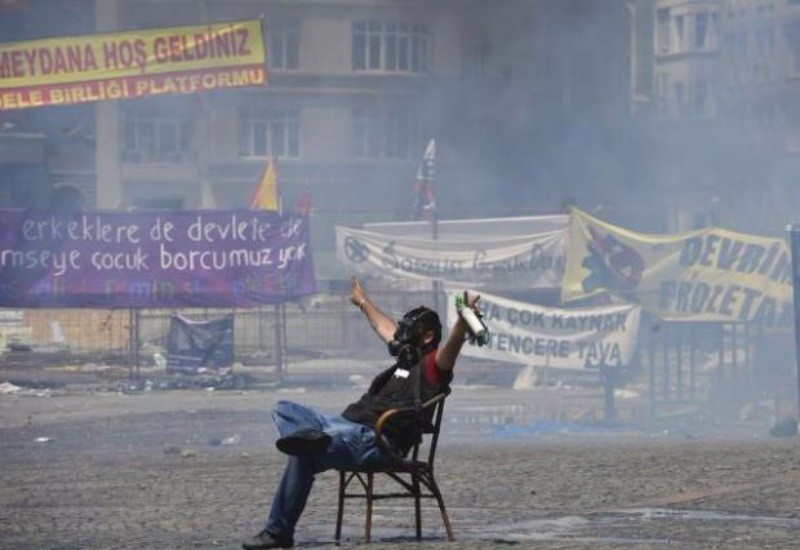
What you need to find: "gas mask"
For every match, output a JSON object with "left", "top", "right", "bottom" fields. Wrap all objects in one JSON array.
[{"left": 387, "top": 307, "right": 441, "bottom": 365}]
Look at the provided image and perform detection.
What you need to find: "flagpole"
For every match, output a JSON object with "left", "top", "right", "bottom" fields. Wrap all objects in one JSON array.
[
  {"left": 412, "top": 138, "right": 440, "bottom": 311},
  {"left": 432, "top": 213, "right": 440, "bottom": 313},
  {"left": 431, "top": 143, "right": 440, "bottom": 314},
  {"left": 789, "top": 224, "right": 800, "bottom": 420}
]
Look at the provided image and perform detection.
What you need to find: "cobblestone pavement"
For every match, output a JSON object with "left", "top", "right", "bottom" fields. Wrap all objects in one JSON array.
[{"left": 1, "top": 387, "right": 800, "bottom": 549}]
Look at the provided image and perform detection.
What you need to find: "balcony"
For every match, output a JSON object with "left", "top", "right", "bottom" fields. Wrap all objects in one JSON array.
[{"left": 120, "top": 148, "right": 200, "bottom": 183}]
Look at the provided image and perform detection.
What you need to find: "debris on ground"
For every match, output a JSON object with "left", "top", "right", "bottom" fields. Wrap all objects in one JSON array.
[
  {"left": 116, "top": 372, "right": 254, "bottom": 393},
  {"left": 769, "top": 417, "right": 798, "bottom": 437}
]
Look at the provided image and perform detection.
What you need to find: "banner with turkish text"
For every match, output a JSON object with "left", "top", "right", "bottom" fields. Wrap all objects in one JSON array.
[
  {"left": 0, "top": 19, "right": 266, "bottom": 110},
  {"left": 0, "top": 209, "right": 315, "bottom": 308},
  {"left": 336, "top": 225, "right": 565, "bottom": 289},
  {"left": 562, "top": 208, "right": 792, "bottom": 327},
  {"left": 445, "top": 289, "right": 641, "bottom": 369}
]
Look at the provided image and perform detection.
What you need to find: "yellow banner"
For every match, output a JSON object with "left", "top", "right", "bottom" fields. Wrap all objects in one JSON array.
[
  {"left": 0, "top": 19, "right": 266, "bottom": 109},
  {"left": 562, "top": 208, "right": 792, "bottom": 327}
]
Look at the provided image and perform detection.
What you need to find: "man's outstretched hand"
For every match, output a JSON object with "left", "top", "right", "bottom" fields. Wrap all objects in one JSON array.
[
  {"left": 350, "top": 276, "right": 397, "bottom": 342},
  {"left": 350, "top": 276, "right": 367, "bottom": 308},
  {"left": 463, "top": 290, "right": 481, "bottom": 312}
]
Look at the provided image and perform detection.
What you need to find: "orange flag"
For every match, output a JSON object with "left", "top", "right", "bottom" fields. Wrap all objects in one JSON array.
[{"left": 250, "top": 157, "right": 279, "bottom": 211}]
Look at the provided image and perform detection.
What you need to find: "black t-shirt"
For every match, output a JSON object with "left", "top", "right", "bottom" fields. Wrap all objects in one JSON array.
[{"left": 342, "top": 351, "right": 451, "bottom": 455}]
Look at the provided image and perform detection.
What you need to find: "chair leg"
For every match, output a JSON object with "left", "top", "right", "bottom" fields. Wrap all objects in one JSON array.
[
  {"left": 429, "top": 477, "right": 455, "bottom": 541},
  {"left": 335, "top": 470, "right": 345, "bottom": 542},
  {"left": 365, "top": 473, "right": 374, "bottom": 543},
  {"left": 413, "top": 473, "right": 422, "bottom": 540}
]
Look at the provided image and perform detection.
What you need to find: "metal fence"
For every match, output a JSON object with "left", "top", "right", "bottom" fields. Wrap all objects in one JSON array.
[
  {"left": 4, "top": 288, "right": 440, "bottom": 371},
  {"left": 639, "top": 314, "right": 795, "bottom": 419},
  {"left": 3, "top": 289, "right": 795, "bottom": 420}
]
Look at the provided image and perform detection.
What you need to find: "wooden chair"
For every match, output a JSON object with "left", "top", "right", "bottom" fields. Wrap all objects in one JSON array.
[{"left": 334, "top": 389, "right": 454, "bottom": 543}]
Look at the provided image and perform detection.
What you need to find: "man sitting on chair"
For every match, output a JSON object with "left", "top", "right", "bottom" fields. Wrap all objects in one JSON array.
[{"left": 242, "top": 276, "right": 480, "bottom": 549}]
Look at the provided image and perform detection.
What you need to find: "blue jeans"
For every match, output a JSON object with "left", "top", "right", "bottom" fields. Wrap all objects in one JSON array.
[{"left": 264, "top": 400, "right": 387, "bottom": 539}]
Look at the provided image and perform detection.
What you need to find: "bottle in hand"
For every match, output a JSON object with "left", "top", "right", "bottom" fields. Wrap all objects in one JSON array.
[{"left": 456, "top": 295, "right": 489, "bottom": 346}]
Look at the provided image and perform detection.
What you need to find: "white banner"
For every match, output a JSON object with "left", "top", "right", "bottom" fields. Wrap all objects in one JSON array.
[
  {"left": 445, "top": 289, "right": 641, "bottom": 370},
  {"left": 363, "top": 214, "right": 568, "bottom": 239},
  {"left": 336, "top": 226, "right": 565, "bottom": 289}
]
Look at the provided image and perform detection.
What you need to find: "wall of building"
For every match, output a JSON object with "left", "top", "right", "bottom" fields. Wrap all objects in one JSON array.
[
  {"left": 84, "top": 0, "right": 469, "bottom": 279},
  {"left": 0, "top": 0, "right": 96, "bottom": 210},
  {"left": 651, "top": 0, "right": 800, "bottom": 233}
]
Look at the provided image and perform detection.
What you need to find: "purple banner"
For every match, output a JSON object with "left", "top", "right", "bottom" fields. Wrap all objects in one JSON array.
[{"left": 0, "top": 209, "right": 316, "bottom": 308}]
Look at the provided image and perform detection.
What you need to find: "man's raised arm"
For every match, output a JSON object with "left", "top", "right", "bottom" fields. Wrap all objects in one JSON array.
[
  {"left": 436, "top": 291, "right": 480, "bottom": 373},
  {"left": 349, "top": 276, "right": 397, "bottom": 343}
]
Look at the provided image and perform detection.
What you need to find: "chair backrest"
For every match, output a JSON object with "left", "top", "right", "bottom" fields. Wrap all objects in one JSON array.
[
  {"left": 373, "top": 387, "right": 451, "bottom": 466},
  {"left": 409, "top": 388, "right": 450, "bottom": 469}
]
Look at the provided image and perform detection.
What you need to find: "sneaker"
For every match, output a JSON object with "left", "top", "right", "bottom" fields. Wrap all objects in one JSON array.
[
  {"left": 242, "top": 529, "right": 294, "bottom": 549},
  {"left": 276, "top": 428, "right": 332, "bottom": 456}
]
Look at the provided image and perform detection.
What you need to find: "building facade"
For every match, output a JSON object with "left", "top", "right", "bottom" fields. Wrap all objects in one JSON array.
[
  {"left": 0, "top": 0, "right": 96, "bottom": 211},
  {"left": 94, "top": 0, "right": 465, "bottom": 279},
  {"left": 651, "top": 0, "right": 723, "bottom": 232},
  {"left": 720, "top": 0, "right": 800, "bottom": 231},
  {"left": 652, "top": 0, "right": 800, "bottom": 233},
  {"left": 2, "top": 1, "right": 641, "bottom": 280}
]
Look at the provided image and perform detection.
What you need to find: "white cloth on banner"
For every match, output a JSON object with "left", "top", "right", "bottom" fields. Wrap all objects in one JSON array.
[
  {"left": 444, "top": 288, "right": 641, "bottom": 370},
  {"left": 335, "top": 222, "right": 566, "bottom": 290}
]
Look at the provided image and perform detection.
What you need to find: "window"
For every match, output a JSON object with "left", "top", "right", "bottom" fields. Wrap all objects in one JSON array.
[
  {"left": 657, "top": 8, "right": 670, "bottom": 54},
  {"left": 693, "top": 211, "right": 714, "bottom": 229},
  {"left": 733, "top": 32, "right": 746, "bottom": 61},
  {"left": 711, "top": 12, "right": 720, "bottom": 46},
  {"left": 655, "top": 73, "right": 668, "bottom": 114},
  {"left": 725, "top": 31, "right": 747, "bottom": 85},
  {"left": 754, "top": 27, "right": 774, "bottom": 82},
  {"left": 464, "top": 38, "right": 488, "bottom": 83},
  {"left": 131, "top": 196, "right": 183, "bottom": 210},
  {"left": 695, "top": 12, "right": 709, "bottom": 49},
  {"left": 352, "top": 21, "right": 429, "bottom": 73},
  {"left": 675, "top": 15, "right": 685, "bottom": 52},
  {"left": 123, "top": 114, "right": 190, "bottom": 164},
  {"left": 353, "top": 108, "right": 417, "bottom": 159},
  {"left": 754, "top": 103, "right": 774, "bottom": 139},
  {"left": 787, "top": 23, "right": 800, "bottom": 77},
  {"left": 791, "top": 39, "right": 800, "bottom": 77},
  {"left": 755, "top": 27, "right": 774, "bottom": 57},
  {"left": 693, "top": 82, "right": 713, "bottom": 116},
  {"left": 239, "top": 110, "right": 300, "bottom": 159},
  {"left": 267, "top": 21, "right": 300, "bottom": 70},
  {"left": 674, "top": 82, "right": 685, "bottom": 115}
]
